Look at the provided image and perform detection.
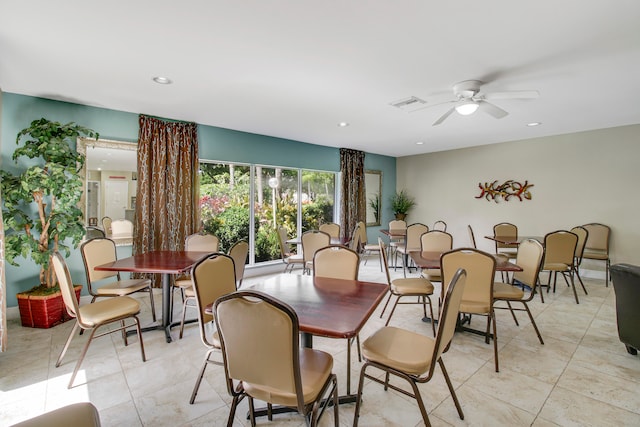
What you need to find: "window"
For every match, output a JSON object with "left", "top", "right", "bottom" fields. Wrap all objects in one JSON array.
[{"left": 199, "top": 161, "right": 337, "bottom": 266}]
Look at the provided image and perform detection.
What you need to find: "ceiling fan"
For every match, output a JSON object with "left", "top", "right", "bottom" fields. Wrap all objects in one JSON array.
[{"left": 417, "top": 80, "right": 539, "bottom": 126}]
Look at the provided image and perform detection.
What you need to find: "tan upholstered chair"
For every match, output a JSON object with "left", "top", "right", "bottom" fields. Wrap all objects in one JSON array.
[
  {"left": 85, "top": 226, "right": 105, "bottom": 240},
  {"left": 313, "top": 245, "right": 360, "bottom": 281},
  {"left": 189, "top": 253, "right": 237, "bottom": 404},
  {"left": 468, "top": 224, "right": 477, "bottom": 248},
  {"left": 277, "top": 226, "right": 304, "bottom": 273},
  {"left": 493, "top": 222, "right": 518, "bottom": 258},
  {"left": 81, "top": 238, "right": 156, "bottom": 321},
  {"left": 228, "top": 240, "right": 249, "bottom": 287},
  {"left": 420, "top": 230, "right": 453, "bottom": 283},
  {"left": 433, "top": 220, "right": 447, "bottom": 231},
  {"left": 10, "top": 402, "right": 101, "bottom": 427},
  {"left": 582, "top": 223, "right": 611, "bottom": 286},
  {"left": 110, "top": 219, "right": 133, "bottom": 238},
  {"left": 379, "top": 239, "right": 436, "bottom": 335},
  {"left": 395, "top": 223, "right": 429, "bottom": 277},
  {"left": 302, "top": 230, "right": 331, "bottom": 274},
  {"left": 353, "top": 268, "right": 467, "bottom": 427},
  {"left": 313, "top": 245, "right": 363, "bottom": 361},
  {"left": 359, "top": 221, "right": 382, "bottom": 271},
  {"left": 52, "top": 252, "right": 146, "bottom": 389},
  {"left": 541, "top": 230, "right": 586, "bottom": 304},
  {"left": 173, "top": 233, "right": 219, "bottom": 337},
  {"left": 319, "top": 222, "right": 340, "bottom": 238},
  {"left": 570, "top": 226, "right": 589, "bottom": 291},
  {"left": 215, "top": 290, "right": 339, "bottom": 427},
  {"left": 493, "top": 239, "right": 545, "bottom": 344},
  {"left": 101, "top": 216, "right": 112, "bottom": 235},
  {"left": 349, "top": 223, "right": 362, "bottom": 253},
  {"left": 387, "top": 219, "right": 407, "bottom": 267},
  {"left": 442, "top": 248, "right": 500, "bottom": 371}
]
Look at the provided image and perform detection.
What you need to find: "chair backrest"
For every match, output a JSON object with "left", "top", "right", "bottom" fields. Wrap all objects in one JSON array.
[
  {"left": 582, "top": 223, "right": 610, "bottom": 253},
  {"left": 81, "top": 238, "right": 119, "bottom": 285},
  {"left": 301, "top": 230, "right": 331, "bottom": 265},
  {"left": 215, "top": 290, "right": 306, "bottom": 411},
  {"left": 357, "top": 220, "right": 368, "bottom": 245},
  {"left": 319, "top": 222, "right": 340, "bottom": 238},
  {"left": 101, "top": 216, "right": 112, "bottom": 235},
  {"left": 433, "top": 220, "right": 447, "bottom": 232},
  {"left": 493, "top": 222, "right": 517, "bottom": 250},
  {"left": 404, "top": 223, "right": 429, "bottom": 250},
  {"left": 228, "top": 240, "right": 249, "bottom": 287},
  {"left": 185, "top": 232, "right": 219, "bottom": 252},
  {"left": 467, "top": 225, "right": 477, "bottom": 249},
  {"left": 313, "top": 245, "right": 360, "bottom": 280},
  {"left": 430, "top": 268, "right": 467, "bottom": 376},
  {"left": 277, "top": 226, "right": 293, "bottom": 258},
  {"left": 86, "top": 226, "right": 106, "bottom": 240},
  {"left": 544, "top": 230, "right": 578, "bottom": 266},
  {"left": 52, "top": 251, "right": 81, "bottom": 321},
  {"left": 110, "top": 219, "right": 133, "bottom": 238},
  {"left": 191, "top": 253, "right": 237, "bottom": 347},
  {"left": 441, "top": 248, "right": 496, "bottom": 307},
  {"left": 379, "top": 238, "right": 392, "bottom": 287},
  {"left": 513, "top": 239, "right": 544, "bottom": 289},
  {"left": 420, "top": 230, "right": 453, "bottom": 252},
  {"left": 389, "top": 220, "right": 407, "bottom": 233},
  {"left": 570, "top": 226, "right": 589, "bottom": 264},
  {"left": 350, "top": 223, "right": 362, "bottom": 252}
]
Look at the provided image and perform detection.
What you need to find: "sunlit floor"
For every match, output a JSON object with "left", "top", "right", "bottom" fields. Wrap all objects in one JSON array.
[{"left": 2, "top": 257, "right": 639, "bottom": 426}]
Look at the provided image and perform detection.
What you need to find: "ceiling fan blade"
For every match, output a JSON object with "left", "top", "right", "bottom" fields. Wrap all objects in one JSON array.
[
  {"left": 410, "top": 99, "right": 455, "bottom": 113},
  {"left": 479, "top": 101, "right": 509, "bottom": 119},
  {"left": 483, "top": 90, "right": 539, "bottom": 100},
  {"left": 432, "top": 107, "right": 456, "bottom": 126}
]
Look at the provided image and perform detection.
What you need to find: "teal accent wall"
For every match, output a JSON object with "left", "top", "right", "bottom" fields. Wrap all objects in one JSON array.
[{"left": 1, "top": 93, "right": 396, "bottom": 307}]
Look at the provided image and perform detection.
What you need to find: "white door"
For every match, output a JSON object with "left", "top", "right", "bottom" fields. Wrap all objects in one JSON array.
[{"left": 104, "top": 180, "right": 128, "bottom": 220}]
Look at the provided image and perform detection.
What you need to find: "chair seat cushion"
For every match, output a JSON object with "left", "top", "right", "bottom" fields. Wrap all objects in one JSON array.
[
  {"left": 11, "top": 402, "right": 101, "bottom": 427},
  {"left": 395, "top": 246, "right": 420, "bottom": 254},
  {"left": 459, "top": 300, "right": 490, "bottom": 314},
  {"left": 543, "top": 262, "right": 570, "bottom": 272},
  {"left": 391, "top": 277, "right": 434, "bottom": 295},
  {"left": 582, "top": 250, "right": 609, "bottom": 260},
  {"left": 79, "top": 296, "right": 140, "bottom": 326},
  {"left": 174, "top": 276, "right": 192, "bottom": 288},
  {"left": 184, "top": 286, "right": 195, "bottom": 297},
  {"left": 493, "top": 282, "right": 525, "bottom": 300},
  {"left": 285, "top": 254, "right": 304, "bottom": 264},
  {"left": 363, "top": 244, "right": 380, "bottom": 251},
  {"left": 421, "top": 268, "right": 442, "bottom": 281},
  {"left": 95, "top": 279, "right": 151, "bottom": 295},
  {"left": 243, "top": 348, "right": 333, "bottom": 406},
  {"left": 362, "top": 326, "right": 434, "bottom": 375}
]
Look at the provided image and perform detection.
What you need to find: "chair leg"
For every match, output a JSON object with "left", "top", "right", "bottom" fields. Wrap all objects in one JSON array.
[
  {"left": 356, "top": 334, "right": 362, "bottom": 362},
  {"left": 522, "top": 302, "right": 544, "bottom": 345},
  {"left": 56, "top": 321, "right": 80, "bottom": 368},
  {"left": 385, "top": 296, "right": 401, "bottom": 326},
  {"left": 427, "top": 296, "right": 436, "bottom": 336},
  {"left": 379, "top": 292, "right": 393, "bottom": 318},
  {"left": 133, "top": 316, "right": 146, "bottom": 362},
  {"left": 506, "top": 300, "right": 519, "bottom": 326},
  {"left": 68, "top": 327, "right": 99, "bottom": 388},
  {"left": 248, "top": 397, "right": 257, "bottom": 427},
  {"left": 439, "top": 358, "right": 465, "bottom": 420},
  {"left": 148, "top": 286, "right": 157, "bottom": 322},
  {"left": 352, "top": 363, "right": 369, "bottom": 427},
  {"left": 567, "top": 271, "right": 580, "bottom": 304},
  {"left": 190, "top": 349, "right": 214, "bottom": 404},
  {"left": 537, "top": 276, "right": 545, "bottom": 303},
  {"left": 491, "top": 311, "right": 499, "bottom": 372}
]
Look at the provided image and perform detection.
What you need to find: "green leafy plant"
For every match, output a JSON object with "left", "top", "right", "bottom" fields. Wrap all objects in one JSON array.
[
  {"left": 0, "top": 118, "right": 98, "bottom": 290},
  {"left": 368, "top": 193, "right": 380, "bottom": 222},
  {"left": 390, "top": 189, "right": 416, "bottom": 216}
]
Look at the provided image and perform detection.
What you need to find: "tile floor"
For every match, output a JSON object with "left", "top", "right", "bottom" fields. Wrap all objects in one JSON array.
[{"left": 1, "top": 257, "right": 639, "bottom": 426}]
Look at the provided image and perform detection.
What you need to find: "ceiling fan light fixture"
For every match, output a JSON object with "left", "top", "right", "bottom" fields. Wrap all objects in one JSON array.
[{"left": 455, "top": 99, "right": 479, "bottom": 116}]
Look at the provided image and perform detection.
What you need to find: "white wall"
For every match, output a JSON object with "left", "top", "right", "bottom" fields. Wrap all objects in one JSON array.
[{"left": 397, "top": 124, "right": 639, "bottom": 275}]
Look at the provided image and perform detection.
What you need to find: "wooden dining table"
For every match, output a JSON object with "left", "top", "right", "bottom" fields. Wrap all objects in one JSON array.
[
  {"left": 94, "top": 250, "right": 211, "bottom": 343},
  {"left": 410, "top": 250, "right": 524, "bottom": 272},
  {"left": 485, "top": 235, "right": 544, "bottom": 246},
  {"left": 248, "top": 274, "right": 388, "bottom": 400}
]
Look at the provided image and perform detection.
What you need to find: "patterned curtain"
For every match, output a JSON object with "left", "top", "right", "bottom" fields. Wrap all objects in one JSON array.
[
  {"left": 134, "top": 115, "right": 199, "bottom": 268},
  {"left": 339, "top": 148, "right": 366, "bottom": 240}
]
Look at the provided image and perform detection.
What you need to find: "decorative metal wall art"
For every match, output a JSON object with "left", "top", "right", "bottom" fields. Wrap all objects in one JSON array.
[{"left": 476, "top": 180, "right": 534, "bottom": 202}]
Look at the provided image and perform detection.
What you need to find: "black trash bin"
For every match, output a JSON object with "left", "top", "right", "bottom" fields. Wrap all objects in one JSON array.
[{"left": 610, "top": 263, "right": 640, "bottom": 355}]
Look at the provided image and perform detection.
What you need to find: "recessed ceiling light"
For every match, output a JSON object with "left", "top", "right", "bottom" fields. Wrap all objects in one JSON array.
[
  {"left": 338, "top": 122, "right": 349, "bottom": 127},
  {"left": 527, "top": 122, "right": 542, "bottom": 127},
  {"left": 152, "top": 76, "right": 172, "bottom": 85},
  {"left": 416, "top": 141, "right": 424, "bottom": 145}
]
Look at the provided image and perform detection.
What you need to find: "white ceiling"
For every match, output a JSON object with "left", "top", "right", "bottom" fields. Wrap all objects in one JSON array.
[{"left": 2, "top": 1, "right": 639, "bottom": 158}]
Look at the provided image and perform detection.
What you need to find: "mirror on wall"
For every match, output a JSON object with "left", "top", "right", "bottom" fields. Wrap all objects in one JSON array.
[
  {"left": 78, "top": 138, "right": 138, "bottom": 245},
  {"left": 365, "top": 170, "right": 382, "bottom": 226}
]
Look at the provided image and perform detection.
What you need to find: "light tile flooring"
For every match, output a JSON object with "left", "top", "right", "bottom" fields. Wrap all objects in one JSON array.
[{"left": 2, "top": 258, "right": 639, "bottom": 426}]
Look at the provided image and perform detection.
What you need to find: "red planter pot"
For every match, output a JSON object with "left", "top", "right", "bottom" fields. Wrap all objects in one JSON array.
[{"left": 16, "top": 285, "right": 83, "bottom": 329}]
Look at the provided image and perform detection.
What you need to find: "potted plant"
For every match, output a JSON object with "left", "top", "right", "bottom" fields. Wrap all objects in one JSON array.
[
  {"left": 390, "top": 189, "right": 416, "bottom": 220},
  {"left": 0, "top": 118, "right": 98, "bottom": 328}
]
